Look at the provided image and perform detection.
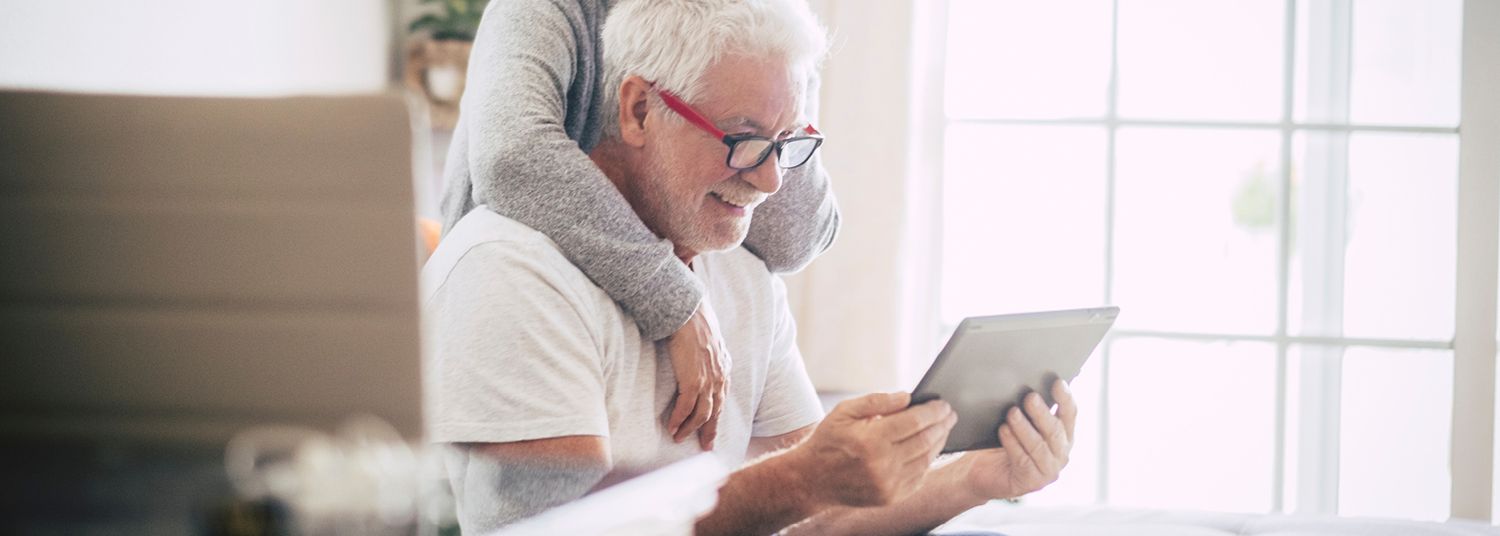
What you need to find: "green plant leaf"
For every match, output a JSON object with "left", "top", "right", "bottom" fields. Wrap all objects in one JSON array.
[
  {"left": 408, "top": 13, "right": 444, "bottom": 34},
  {"left": 409, "top": 0, "right": 489, "bottom": 40}
]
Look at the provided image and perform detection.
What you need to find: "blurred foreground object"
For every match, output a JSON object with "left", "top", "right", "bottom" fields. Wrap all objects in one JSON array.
[
  {"left": 0, "top": 91, "right": 427, "bottom": 534},
  {"left": 492, "top": 453, "right": 727, "bottom": 536}
]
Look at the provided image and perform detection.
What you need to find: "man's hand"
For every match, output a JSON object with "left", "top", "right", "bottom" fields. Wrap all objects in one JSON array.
[
  {"left": 664, "top": 298, "right": 730, "bottom": 450},
  {"left": 788, "top": 392, "right": 957, "bottom": 508},
  {"left": 959, "top": 379, "right": 1078, "bottom": 502}
]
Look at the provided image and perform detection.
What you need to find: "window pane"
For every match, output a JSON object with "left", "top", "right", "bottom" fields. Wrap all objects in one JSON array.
[
  {"left": 1289, "top": 132, "right": 1457, "bottom": 341},
  {"left": 1293, "top": 0, "right": 1462, "bottom": 126},
  {"left": 1112, "top": 128, "right": 1280, "bottom": 334},
  {"left": 1338, "top": 347, "right": 1452, "bottom": 521},
  {"left": 1343, "top": 133, "right": 1457, "bottom": 340},
  {"left": 1116, "top": 0, "right": 1285, "bottom": 121},
  {"left": 945, "top": 0, "right": 1112, "bottom": 120},
  {"left": 940, "top": 125, "right": 1107, "bottom": 324},
  {"left": 1107, "top": 338, "right": 1277, "bottom": 512}
]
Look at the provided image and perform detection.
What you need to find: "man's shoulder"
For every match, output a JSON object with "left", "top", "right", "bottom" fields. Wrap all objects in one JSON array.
[
  {"left": 701, "top": 247, "right": 785, "bottom": 306},
  {"left": 706, "top": 247, "right": 775, "bottom": 281},
  {"left": 421, "top": 207, "right": 588, "bottom": 303}
]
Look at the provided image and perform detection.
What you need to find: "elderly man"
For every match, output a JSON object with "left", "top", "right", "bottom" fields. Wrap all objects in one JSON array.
[{"left": 421, "top": 0, "right": 1077, "bottom": 534}]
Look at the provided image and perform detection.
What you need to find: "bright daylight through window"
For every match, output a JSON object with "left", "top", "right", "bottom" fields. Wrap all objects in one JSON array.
[{"left": 938, "top": 0, "right": 1463, "bottom": 521}]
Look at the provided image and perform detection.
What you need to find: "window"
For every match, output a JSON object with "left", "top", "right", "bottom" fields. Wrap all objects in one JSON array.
[{"left": 938, "top": 0, "right": 1476, "bottom": 520}]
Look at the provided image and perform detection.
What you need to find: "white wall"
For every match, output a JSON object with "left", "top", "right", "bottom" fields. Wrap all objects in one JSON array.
[
  {"left": 0, "top": 0, "right": 392, "bottom": 96},
  {"left": 787, "top": 0, "right": 941, "bottom": 393}
]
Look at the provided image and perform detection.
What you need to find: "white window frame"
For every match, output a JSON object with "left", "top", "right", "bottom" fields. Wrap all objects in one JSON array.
[
  {"left": 927, "top": 0, "right": 1500, "bottom": 520},
  {"left": 1453, "top": 0, "right": 1500, "bottom": 522}
]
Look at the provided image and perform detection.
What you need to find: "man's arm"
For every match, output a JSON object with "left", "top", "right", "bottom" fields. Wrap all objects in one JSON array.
[
  {"left": 450, "top": 437, "right": 613, "bottom": 534},
  {"left": 742, "top": 70, "right": 840, "bottom": 274},
  {"left": 745, "top": 424, "right": 815, "bottom": 460},
  {"left": 783, "top": 381, "right": 1080, "bottom": 536},
  {"left": 694, "top": 393, "right": 957, "bottom": 536}
]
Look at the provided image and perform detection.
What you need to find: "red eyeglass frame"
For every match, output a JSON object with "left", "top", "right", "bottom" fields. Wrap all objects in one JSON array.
[{"left": 651, "top": 83, "right": 824, "bottom": 170}]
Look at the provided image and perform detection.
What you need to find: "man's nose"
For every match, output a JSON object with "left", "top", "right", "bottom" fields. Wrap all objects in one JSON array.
[{"left": 741, "top": 157, "right": 783, "bottom": 195}]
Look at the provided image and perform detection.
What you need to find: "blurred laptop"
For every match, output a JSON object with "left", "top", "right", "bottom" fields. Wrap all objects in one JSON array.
[{"left": 0, "top": 90, "right": 425, "bottom": 534}]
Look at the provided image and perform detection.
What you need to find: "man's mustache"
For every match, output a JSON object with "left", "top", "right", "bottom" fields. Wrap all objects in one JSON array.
[{"left": 708, "top": 181, "right": 766, "bottom": 209}]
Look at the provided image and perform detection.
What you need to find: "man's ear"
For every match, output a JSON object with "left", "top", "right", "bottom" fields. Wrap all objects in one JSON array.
[{"left": 617, "top": 75, "right": 652, "bottom": 148}]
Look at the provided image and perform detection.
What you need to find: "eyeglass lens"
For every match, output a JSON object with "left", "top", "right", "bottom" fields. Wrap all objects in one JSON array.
[
  {"left": 728, "top": 139, "right": 775, "bottom": 169},
  {"left": 777, "top": 138, "right": 819, "bottom": 168},
  {"left": 728, "top": 138, "right": 820, "bottom": 169}
]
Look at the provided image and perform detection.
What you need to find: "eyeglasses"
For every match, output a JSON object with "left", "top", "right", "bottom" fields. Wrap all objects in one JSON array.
[{"left": 652, "top": 84, "right": 824, "bottom": 170}]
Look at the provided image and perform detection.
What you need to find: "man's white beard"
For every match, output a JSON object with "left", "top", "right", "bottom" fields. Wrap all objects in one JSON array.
[{"left": 641, "top": 158, "right": 752, "bottom": 254}]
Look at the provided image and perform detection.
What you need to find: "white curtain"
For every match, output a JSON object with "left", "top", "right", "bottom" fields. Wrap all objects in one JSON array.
[{"left": 788, "top": 0, "right": 948, "bottom": 393}]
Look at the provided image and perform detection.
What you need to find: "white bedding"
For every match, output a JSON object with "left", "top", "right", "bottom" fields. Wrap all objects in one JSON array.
[{"left": 935, "top": 504, "right": 1500, "bottom": 536}]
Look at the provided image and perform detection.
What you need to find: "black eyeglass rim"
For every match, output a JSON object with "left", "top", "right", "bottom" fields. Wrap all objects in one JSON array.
[{"left": 720, "top": 133, "right": 825, "bottom": 170}]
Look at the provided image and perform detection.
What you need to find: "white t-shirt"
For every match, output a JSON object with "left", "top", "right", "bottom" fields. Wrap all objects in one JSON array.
[{"left": 421, "top": 207, "right": 824, "bottom": 487}]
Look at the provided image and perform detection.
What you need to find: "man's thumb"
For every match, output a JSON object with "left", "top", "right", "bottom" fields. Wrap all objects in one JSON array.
[{"left": 834, "top": 392, "right": 912, "bottom": 419}]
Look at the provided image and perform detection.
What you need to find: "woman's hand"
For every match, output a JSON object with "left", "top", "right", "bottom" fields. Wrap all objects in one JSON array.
[{"left": 665, "top": 298, "right": 731, "bottom": 450}]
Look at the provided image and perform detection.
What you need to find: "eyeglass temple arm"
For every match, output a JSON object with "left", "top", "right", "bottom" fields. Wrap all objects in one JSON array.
[
  {"left": 652, "top": 84, "right": 728, "bottom": 139},
  {"left": 654, "top": 83, "right": 824, "bottom": 140}
]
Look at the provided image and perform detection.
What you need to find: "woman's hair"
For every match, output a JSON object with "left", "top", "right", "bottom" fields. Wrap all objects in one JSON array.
[{"left": 600, "top": 0, "right": 829, "bottom": 139}]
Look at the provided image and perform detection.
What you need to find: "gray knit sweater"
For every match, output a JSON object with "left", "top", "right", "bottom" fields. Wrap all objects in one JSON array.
[{"left": 439, "top": 0, "right": 841, "bottom": 340}]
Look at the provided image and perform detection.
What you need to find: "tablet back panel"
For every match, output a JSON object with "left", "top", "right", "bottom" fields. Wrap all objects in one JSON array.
[{"left": 914, "top": 307, "right": 1118, "bottom": 453}]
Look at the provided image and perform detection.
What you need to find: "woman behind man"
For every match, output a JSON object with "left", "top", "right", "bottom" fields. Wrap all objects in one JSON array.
[{"left": 437, "top": 0, "right": 841, "bottom": 445}]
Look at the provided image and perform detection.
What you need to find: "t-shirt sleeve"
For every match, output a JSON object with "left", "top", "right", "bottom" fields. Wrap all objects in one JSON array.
[
  {"left": 751, "top": 275, "right": 825, "bottom": 438},
  {"left": 426, "top": 241, "right": 609, "bottom": 443}
]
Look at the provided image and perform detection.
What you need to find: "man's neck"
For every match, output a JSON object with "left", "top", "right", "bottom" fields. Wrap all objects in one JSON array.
[
  {"left": 588, "top": 141, "right": 635, "bottom": 200},
  {"left": 675, "top": 246, "right": 698, "bottom": 267},
  {"left": 589, "top": 140, "right": 698, "bottom": 267}
]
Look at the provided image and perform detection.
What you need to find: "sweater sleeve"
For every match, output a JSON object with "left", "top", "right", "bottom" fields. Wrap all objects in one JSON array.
[
  {"left": 454, "top": 0, "right": 701, "bottom": 341},
  {"left": 740, "top": 71, "right": 842, "bottom": 274}
]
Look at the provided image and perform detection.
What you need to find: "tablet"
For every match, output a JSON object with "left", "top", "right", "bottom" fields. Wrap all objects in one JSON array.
[{"left": 911, "top": 306, "right": 1118, "bottom": 453}]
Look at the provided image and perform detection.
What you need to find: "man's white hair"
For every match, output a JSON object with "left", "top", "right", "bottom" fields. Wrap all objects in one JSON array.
[{"left": 600, "top": 0, "right": 829, "bottom": 139}]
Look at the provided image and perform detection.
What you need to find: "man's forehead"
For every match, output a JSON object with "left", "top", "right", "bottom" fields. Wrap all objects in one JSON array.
[
  {"left": 689, "top": 53, "right": 809, "bottom": 133},
  {"left": 701, "top": 85, "right": 808, "bottom": 134},
  {"left": 715, "top": 113, "right": 805, "bottom": 134}
]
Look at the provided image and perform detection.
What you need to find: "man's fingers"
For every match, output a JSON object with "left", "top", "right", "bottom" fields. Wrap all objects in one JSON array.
[
  {"left": 1053, "top": 380, "right": 1078, "bottom": 443},
  {"left": 876, "top": 400, "right": 954, "bottom": 442},
  {"left": 1006, "top": 406, "right": 1058, "bottom": 474},
  {"left": 1024, "top": 393, "right": 1069, "bottom": 456},
  {"left": 895, "top": 410, "right": 956, "bottom": 463},
  {"left": 897, "top": 449, "right": 937, "bottom": 490},
  {"left": 999, "top": 425, "right": 1038, "bottom": 482},
  {"left": 834, "top": 392, "right": 912, "bottom": 419}
]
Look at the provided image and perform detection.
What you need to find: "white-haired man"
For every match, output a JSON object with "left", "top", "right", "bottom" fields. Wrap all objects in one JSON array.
[{"left": 422, "top": 1, "right": 1078, "bottom": 534}]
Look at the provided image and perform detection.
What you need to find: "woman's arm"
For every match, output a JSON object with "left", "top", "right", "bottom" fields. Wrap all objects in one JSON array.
[
  {"left": 443, "top": 0, "right": 731, "bottom": 445},
  {"left": 452, "top": 0, "right": 701, "bottom": 341},
  {"left": 741, "top": 72, "right": 842, "bottom": 273}
]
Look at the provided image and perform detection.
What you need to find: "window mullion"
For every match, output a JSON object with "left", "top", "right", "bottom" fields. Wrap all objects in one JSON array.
[
  {"left": 1097, "top": 0, "right": 1122, "bottom": 507},
  {"left": 1293, "top": 0, "right": 1353, "bottom": 517}
]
